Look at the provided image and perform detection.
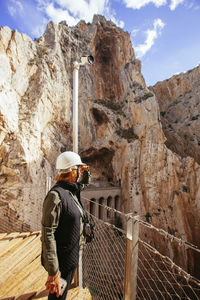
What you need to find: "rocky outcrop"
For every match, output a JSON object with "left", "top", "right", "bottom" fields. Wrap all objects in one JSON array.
[
  {"left": 150, "top": 66, "right": 200, "bottom": 163},
  {"left": 0, "top": 16, "right": 200, "bottom": 276}
]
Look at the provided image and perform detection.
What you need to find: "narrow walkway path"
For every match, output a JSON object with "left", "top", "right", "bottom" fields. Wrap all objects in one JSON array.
[{"left": 0, "top": 232, "right": 91, "bottom": 300}]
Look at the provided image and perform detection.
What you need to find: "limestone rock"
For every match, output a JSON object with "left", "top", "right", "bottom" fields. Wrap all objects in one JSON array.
[
  {"left": 0, "top": 15, "right": 200, "bottom": 278},
  {"left": 150, "top": 65, "right": 200, "bottom": 163}
]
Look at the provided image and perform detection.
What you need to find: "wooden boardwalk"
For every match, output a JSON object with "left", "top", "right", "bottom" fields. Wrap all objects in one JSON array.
[{"left": 0, "top": 232, "right": 91, "bottom": 300}]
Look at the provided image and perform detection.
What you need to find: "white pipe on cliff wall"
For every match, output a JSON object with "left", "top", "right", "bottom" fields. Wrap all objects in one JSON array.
[
  {"left": 73, "top": 61, "right": 79, "bottom": 154},
  {"left": 72, "top": 56, "right": 94, "bottom": 289},
  {"left": 72, "top": 56, "right": 94, "bottom": 154}
]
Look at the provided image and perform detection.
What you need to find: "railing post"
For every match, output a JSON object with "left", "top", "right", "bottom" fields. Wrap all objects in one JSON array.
[{"left": 124, "top": 215, "right": 139, "bottom": 300}]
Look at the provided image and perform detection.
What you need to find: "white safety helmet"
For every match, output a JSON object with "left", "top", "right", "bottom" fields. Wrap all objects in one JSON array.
[{"left": 56, "top": 151, "right": 85, "bottom": 170}]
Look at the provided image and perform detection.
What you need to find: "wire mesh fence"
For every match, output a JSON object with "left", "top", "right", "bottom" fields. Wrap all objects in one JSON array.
[
  {"left": 135, "top": 217, "right": 200, "bottom": 300},
  {"left": 1, "top": 184, "right": 200, "bottom": 300},
  {"left": 81, "top": 197, "right": 200, "bottom": 300},
  {"left": 0, "top": 181, "right": 49, "bottom": 234},
  {"left": 82, "top": 214, "right": 126, "bottom": 300},
  {"left": 137, "top": 240, "right": 200, "bottom": 300}
]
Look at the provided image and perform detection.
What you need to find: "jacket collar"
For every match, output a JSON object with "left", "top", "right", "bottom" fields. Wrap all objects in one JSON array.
[{"left": 55, "top": 181, "right": 83, "bottom": 207}]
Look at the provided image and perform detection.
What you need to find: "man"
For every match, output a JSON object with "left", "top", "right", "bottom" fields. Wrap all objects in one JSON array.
[{"left": 41, "top": 151, "right": 91, "bottom": 299}]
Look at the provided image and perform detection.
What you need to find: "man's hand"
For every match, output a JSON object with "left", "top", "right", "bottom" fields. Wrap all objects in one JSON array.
[{"left": 46, "top": 271, "right": 61, "bottom": 297}]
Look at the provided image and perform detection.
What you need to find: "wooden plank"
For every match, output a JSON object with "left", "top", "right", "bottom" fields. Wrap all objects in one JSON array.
[
  {"left": 0, "top": 232, "right": 30, "bottom": 259},
  {"left": 19, "top": 259, "right": 47, "bottom": 294},
  {"left": 0, "top": 232, "right": 21, "bottom": 252},
  {"left": 32, "top": 289, "right": 48, "bottom": 300},
  {"left": 0, "top": 233, "right": 8, "bottom": 240},
  {"left": 0, "top": 233, "right": 40, "bottom": 271},
  {"left": 67, "top": 287, "right": 80, "bottom": 299},
  {"left": 0, "top": 235, "right": 91, "bottom": 300},
  {"left": 15, "top": 292, "right": 37, "bottom": 300},
  {"left": 0, "top": 237, "right": 41, "bottom": 281},
  {"left": 66, "top": 287, "right": 92, "bottom": 300},
  {"left": 0, "top": 255, "right": 45, "bottom": 298},
  {"left": 0, "top": 231, "right": 48, "bottom": 300},
  {"left": 0, "top": 232, "right": 21, "bottom": 241},
  {"left": 0, "top": 235, "right": 41, "bottom": 286},
  {"left": 12, "top": 259, "right": 46, "bottom": 298}
]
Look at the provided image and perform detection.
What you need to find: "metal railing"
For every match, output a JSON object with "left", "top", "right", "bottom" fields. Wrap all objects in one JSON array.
[
  {"left": 1, "top": 188, "right": 200, "bottom": 299},
  {"left": 82, "top": 214, "right": 126, "bottom": 300},
  {"left": 81, "top": 197, "right": 200, "bottom": 300},
  {"left": 136, "top": 218, "right": 200, "bottom": 300}
]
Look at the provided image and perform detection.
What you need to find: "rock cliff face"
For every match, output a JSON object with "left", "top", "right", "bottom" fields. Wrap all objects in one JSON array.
[
  {"left": 149, "top": 66, "right": 200, "bottom": 164},
  {"left": 0, "top": 16, "right": 200, "bottom": 276}
]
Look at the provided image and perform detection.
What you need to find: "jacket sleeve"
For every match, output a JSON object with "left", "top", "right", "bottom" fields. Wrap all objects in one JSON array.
[{"left": 41, "top": 191, "right": 62, "bottom": 276}]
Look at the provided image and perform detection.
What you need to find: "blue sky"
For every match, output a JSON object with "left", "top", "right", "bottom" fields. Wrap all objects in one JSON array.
[{"left": 0, "top": 0, "right": 200, "bottom": 86}]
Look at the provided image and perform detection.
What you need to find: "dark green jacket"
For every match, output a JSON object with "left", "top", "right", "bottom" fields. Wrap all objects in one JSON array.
[{"left": 41, "top": 182, "right": 86, "bottom": 276}]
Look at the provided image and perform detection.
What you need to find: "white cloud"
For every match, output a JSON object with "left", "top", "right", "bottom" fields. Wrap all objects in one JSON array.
[
  {"left": 131, "top": 28, "right": 140, "bottom": 37},
  {"left": 55, "top": 0, "right": 107, "bottom": 21},
  {"left": 103, "top": 3, "right": 125, "bottom": 28},
  {"left": 123, "top": 0, "right": 167, "bottom": 9},
  {"left": 37, "top": 0, "right": 124, "bottom": 28},
  {"left": 45, "top": 3, "right": 79, "bottom": 26},
  {"left": 8, "top": 0, "right": 24, "bottom": 16},
  {"left": 123, "top": 0, "right": 185, "bottom": 10},
  {"left": 134, "top": 18, "right": 165, "bottom": 58},
  {"left": 169, "top": 0, "right": 185, "bottom": 10},
  {"left": 109, "top": 16, "right": 125, "bottom": 28}
]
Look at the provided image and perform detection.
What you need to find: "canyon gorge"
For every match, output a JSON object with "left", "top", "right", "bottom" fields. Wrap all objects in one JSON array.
[{"left": 0, "top": 15, "right": 200, "bottom": 277}]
